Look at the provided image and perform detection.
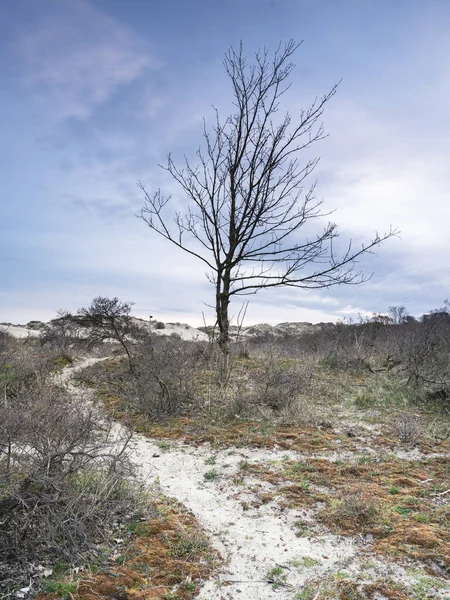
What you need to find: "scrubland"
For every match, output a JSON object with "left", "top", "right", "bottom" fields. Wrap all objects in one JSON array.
[{"left": 1, "top": 306, "right": 449, "bottom": 599}]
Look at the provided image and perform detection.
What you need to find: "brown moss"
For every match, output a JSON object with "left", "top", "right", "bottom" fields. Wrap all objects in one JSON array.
[
  {"left": 130, "top": 418, "right": 337, "bottom": 453},
  {"left": 375, "top": 519, "right": 450, "bottom": 567},
  {"left": 277, "top": 484, "right": 323, "bottom": 508},
  {"left": 405, "top": 524, "right": 441, "bottom": 548},
  {"left": 337, "top": 580, "right": 410, "bottom": 600}
]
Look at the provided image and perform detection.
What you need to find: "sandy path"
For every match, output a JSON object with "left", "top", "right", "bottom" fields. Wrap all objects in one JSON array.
[{"left": 129, "top": 437, "right": 356, "bottom": 599}]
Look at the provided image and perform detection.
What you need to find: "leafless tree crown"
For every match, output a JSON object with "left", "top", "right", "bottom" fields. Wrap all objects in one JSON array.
[{"left": 139, "top": 40, "right": 394, "bottom": 298}]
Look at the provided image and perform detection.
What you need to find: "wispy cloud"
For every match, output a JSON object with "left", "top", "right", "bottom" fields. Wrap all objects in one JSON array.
[{"left": 18, "top": 0, "right": 152, "bottom": 119}]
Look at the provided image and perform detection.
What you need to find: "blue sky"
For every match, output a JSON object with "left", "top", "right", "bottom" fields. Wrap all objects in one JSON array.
[{"left": 1, "top": 0, "right": 449, "bottom": 325}]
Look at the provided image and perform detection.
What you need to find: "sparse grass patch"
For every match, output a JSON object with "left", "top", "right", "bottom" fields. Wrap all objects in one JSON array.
[
  {"left": 268, "top": 565, "right": 283, "bottom": 578},
  {"left": 411, "top": 575, "right": 450, "bottom": 599},
  {"left": 157, "top": 440, "right": 172, "bottom": 452},
  {"left": 267, "top": 565, "right": 287, "bottom": 589},
  {"left": 167, "top": 530, "right": 210, "bottom": 560},
  {"left": 354, "top": 391, "right": 377, "bottom": 409},
  {"left": 42, "top": 581, "right": 77, "bottom": 599},
  {"left": 413, "top": 512, "right": 430, "bottom": 523},
  {"left": 294, "top": 585, "right": 315, "bottom": 600},
  {"left": 203, "top": 469, "right": 218, "bottom": 481},
  {"left": 289, "top": 556, "right": 321, "bottom": 568},
  {"left": 293, "top": 519, "right": 309, "bottom": 537}
]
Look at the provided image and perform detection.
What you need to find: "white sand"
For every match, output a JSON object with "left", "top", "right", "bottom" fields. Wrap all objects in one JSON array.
[
  {"left": 1, "top": 325, "right": 41, "bottom": 338},
  {"left": 151, "top": 322, "right": 209, "bottom": 342},
  {"left": 130, "top": 438, "right": 356, "bottom": 599}
]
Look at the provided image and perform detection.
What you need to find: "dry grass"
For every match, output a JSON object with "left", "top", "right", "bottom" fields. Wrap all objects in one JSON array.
[
  {"left": 294, "top": 575, "right": 414, "bottom": 600},
  {"left": 80, "top": 355, "right": 450, "bottom": 459},
  {"left": 336, "top": 579, "right": 410, "bottom": 600}
]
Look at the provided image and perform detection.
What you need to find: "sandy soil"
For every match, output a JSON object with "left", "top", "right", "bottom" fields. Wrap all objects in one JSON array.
[
  {"left": 0, "top": 325, "right": 40, "bottom": 338},
  {"left": 151, "top": 322, "right": 209, "bottom": 341},
  {"left": 130, "top": 437, "right": 357, "bottom": 599}
]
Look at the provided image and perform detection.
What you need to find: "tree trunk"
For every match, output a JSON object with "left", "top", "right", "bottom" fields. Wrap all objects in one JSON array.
[
  {"left": 216, "top": 270, "right": 231, "bottom": 383},
  {"left": 112, "top": 322, "right": 134, "bottom": 374}
]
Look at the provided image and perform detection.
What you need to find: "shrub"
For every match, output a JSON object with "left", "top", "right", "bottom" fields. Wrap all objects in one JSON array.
[
  {"left": 252, "top": 349, "right": 302, "bottom": 411},
  {"left": 277, "top": 398, "right": 320, "bottom": 426},
  {"left": 128, "top": 333, "right": 199, "bottom": 418},
  {"left": 40, "top": 309, "right": 85, "bottom": 353},
  {"left": 26, "top": 320, "right": 46, "bottom": 330},
  {"left": 0, "top": 377, "right": 139, "bottom": 558},
  {"left": 393, "top": 413, "right": 422, "bottom": 444},
  {"left": 0, "top": 339, "right": 143, "bottom": 593},
  {"left": 324, "top": 491, "right": 379, "bottom": 530}
]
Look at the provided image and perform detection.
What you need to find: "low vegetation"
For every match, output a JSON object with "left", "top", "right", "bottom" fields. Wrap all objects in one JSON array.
[{"left": 1, "top": 298, "right": 450, "bottom": 597}]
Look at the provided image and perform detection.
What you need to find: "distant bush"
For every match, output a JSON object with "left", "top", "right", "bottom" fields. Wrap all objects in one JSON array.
[
  {"left": 26, "top": 320, "right": 45, "bottom": 330},
  {"left": 154, "top": 321, "right": 165, "bottom": 329}
]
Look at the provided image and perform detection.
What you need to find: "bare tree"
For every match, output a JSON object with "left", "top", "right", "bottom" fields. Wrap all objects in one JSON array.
[
  {"left": 388, "top": 305, "right": 409, "bottom": 324},
  {"left": 78, "top": 297, "right": 135, "bottom": 372},
  {"left": 138, "top": 40, "right": 396, "bottom": 370},
  {"left": 40, "top": 308, "right": 82, "bottom": 351}
]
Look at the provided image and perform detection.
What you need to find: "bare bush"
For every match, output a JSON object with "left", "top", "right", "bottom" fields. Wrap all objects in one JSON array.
[
  {"left": 78, "top": 296, "right": 136, "bottom": 372},
  {"left": 278, "top": 398, "right": 321, "bottom": 427},
  {"left": 0, "top": 376, "right": 137, "bottom": 548},
  {"left": 256, "top": 353, "right": 300, "bottom": 410},
  {"left": 0, "top": 341, "right": 143, "bottom": 593},
  {"left": 393, "top": 413, "right": 422, "bottom": 444},
  {"left": 79, "top": 332, "right": 201, "bottom": 420},
  {"left": 224, "top": 383, "right": 258, "bottom": 419},
  {"left": 0, "top": 333, "right": 72, "bottom": 402},
  {"left": 40, "top": 309, "right": 83, "bottom": 353},
  {"left": 243, "top": 346, "right": 313, "bottom": 417},
  {"left": 129, "top": 333, "right": 201, "bottom": 417},
  {"left": 327, "top": 491, "right": 379, "bottom": 528}
]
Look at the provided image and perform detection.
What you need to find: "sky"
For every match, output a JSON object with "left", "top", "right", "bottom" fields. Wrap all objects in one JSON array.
[{"left": 1, "top": 0, "right": 449, "bottom": 326}]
